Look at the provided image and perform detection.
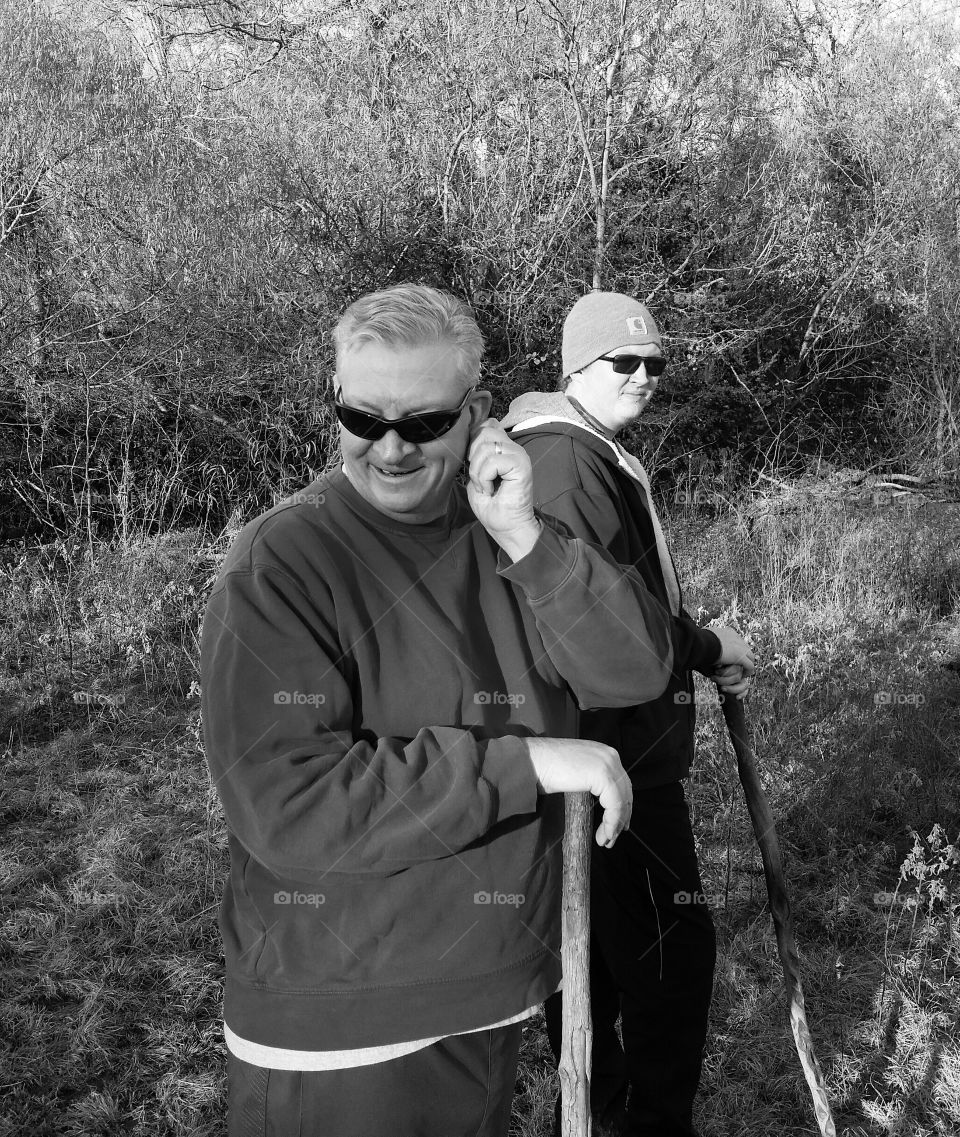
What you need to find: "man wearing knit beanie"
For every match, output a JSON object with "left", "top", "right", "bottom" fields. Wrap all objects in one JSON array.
[{"left": 502, "top": 292, "right": 755, "bottom": 1137}]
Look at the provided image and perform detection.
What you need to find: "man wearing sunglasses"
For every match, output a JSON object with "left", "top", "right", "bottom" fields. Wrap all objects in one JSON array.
[
  {"left": 503, "top": 292, "right": 755, "bottom": 1137},
  {"left": 201, "top": 284, "right": 691, "bottom": 1136}
]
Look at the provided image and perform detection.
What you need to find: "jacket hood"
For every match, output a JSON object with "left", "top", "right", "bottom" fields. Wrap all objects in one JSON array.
[{"left": 501, "top": 391, "right": 580, "bottom": 431}]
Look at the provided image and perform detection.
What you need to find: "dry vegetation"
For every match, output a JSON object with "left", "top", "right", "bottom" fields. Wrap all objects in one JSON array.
[
  {"left": 4, "top": 0, "right": 960, "bottom": 1133},
  {"left": 5, "top": 0, "right": 960, "bottom": 546},
  {"left": 2, "top": 478, "right": 958, "bottom": 1136}
]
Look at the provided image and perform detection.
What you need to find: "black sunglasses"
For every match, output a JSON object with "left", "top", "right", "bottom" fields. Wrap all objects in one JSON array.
[
  {"left": 333, "top": 385, "right": 477, "bottom": 443},
  {"left": 597, "top": 354, "right": 667, "bottom": 377}
]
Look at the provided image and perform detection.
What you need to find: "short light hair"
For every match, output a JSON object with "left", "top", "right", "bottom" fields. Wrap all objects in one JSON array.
[{"left": 333, "top": 284, "right": 484, "bottom": 389}]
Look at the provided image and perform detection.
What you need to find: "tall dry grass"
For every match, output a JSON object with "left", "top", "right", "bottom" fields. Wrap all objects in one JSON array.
[{"left": 1, "top": 481, "right": 958, "bottom": 1135}]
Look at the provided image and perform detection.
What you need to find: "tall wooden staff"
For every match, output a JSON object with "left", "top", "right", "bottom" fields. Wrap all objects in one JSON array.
[
  {"left": 721, "top": 694, "right": 837, "bottom": 1137},
  {"left": 559, "top": 791, "right": 593, "bottom": 1137}
]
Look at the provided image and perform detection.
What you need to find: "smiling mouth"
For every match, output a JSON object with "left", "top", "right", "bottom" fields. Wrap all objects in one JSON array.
[{"left": 373, "top": 465, "right": 422, "bottom": 479}]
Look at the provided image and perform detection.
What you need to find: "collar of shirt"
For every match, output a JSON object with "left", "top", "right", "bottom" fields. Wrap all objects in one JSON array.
[{"left": 564, "top": 395, "right": 618, "bottom": 441}]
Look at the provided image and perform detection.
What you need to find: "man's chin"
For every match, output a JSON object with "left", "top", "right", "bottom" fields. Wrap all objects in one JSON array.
[
  {"left": 359, "top": 469, "right": 459, "bottom": 522},
  {"left": 620, "top": 398, "right": 651, "bottom": 423}
]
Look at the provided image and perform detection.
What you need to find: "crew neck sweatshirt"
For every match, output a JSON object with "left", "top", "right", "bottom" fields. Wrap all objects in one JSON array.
[{"left": 200, "top": 467, "right": 675, "bottom": 1055}]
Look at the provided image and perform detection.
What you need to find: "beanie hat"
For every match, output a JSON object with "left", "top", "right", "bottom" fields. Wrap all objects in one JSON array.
[{"left": 562, "top": 292, "right": 662, "bottom": 377}]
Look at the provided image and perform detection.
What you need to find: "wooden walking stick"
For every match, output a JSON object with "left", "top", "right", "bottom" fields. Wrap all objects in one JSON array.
[
  {"left": 721, "top": 694, "right": 837, "bottom": 1137},
  {"left": 559, "top": 791, "right": 593, "bottom": 1137}
]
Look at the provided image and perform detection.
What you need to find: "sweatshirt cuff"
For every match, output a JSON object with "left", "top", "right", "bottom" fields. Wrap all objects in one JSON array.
[
  {"left": 496, "top": 515, "right": 576, "bottom": 601},
  {"left": 692, "top": 627, "right": 723, "bottom": 673},
  {"left": 481, "top": 735, "right": 540, "bottom": 823}
]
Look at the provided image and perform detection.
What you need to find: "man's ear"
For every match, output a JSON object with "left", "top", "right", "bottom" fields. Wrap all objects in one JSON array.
[
  {"left": 468, "top": 389, "right": 493, "bottom": 427},
  {"left": 564, "top": 370, "right": 583, "bottom": 395}
]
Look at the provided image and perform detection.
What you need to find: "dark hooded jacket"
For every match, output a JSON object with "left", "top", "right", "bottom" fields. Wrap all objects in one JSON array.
[{"left": 503, "top": 391, "right": 721, "bottom": 788}]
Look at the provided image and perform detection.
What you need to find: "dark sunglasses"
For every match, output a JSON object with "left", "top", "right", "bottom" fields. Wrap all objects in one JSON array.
[
  {"left": 597, "top": 353, "right": 667, "bottom": 377},
  {"left": 333, "top": 385, "right": 477, "bottom": 443}
]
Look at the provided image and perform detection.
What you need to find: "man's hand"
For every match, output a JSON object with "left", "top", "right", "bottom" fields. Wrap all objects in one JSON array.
[
  {"left": 466, "top": 419, "right": 542, "bottom": 561},
  {"left": 710, "top": 626, "right": 756, "bottom": 699},
  {"left": 525, "top": 737, "right": 632, "bottom": 847},
  {"left": 713, "top": 663, "right": 752, "bottom": 699}
]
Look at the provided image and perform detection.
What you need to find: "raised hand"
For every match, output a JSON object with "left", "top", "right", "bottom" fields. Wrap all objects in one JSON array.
[{"left": 466, "top": 418, "right": 542, "bottom": 561}]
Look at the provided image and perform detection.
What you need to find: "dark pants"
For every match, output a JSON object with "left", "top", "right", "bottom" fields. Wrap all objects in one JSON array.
[
  {"left": 227, "top": 1022, "right": 522, "bottom": 1137},
  {"left": 545, "top": 781, "right": 716, "bottom": 1137}
]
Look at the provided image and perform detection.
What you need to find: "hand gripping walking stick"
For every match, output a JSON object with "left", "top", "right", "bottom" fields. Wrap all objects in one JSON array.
[
  {"left": 721, "top": 693, "right": 836, "bottom": 1137},
  {"left": 560, "top": 791, "right": 593, "bottom": 1137}
]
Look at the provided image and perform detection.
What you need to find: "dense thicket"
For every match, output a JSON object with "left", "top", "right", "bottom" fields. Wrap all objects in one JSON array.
[{"left": 2, "top": 0, "right": 958, "bottom": 540}]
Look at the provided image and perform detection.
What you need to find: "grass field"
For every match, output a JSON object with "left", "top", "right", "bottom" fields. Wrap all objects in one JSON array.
[{"left": 2, "top": 482, "right": 959, "bottom": 1136}]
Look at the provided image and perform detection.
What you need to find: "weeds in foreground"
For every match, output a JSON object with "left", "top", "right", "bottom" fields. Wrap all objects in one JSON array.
[{"left": 1, "top": 488, "right": 959, "bottom": 1135}]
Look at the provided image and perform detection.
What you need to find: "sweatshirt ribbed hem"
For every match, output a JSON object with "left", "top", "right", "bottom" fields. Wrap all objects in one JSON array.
[{"left": 223, "top": 948, "right": 561, "bottom": 1051}]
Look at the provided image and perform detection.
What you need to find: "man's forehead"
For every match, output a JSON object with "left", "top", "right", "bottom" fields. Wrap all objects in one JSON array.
[{"left": 338, "top": 340, "right": 468, "bottom": 410}]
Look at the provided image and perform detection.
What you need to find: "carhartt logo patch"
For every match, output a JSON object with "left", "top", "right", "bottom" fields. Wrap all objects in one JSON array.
[{"left": 626, "top": 315, "right": 647, "bottom": 335}]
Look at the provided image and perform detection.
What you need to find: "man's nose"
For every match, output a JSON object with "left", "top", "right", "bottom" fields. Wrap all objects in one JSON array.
[{"left": 374, "top": 429, "right": 417, "bottom": 461}]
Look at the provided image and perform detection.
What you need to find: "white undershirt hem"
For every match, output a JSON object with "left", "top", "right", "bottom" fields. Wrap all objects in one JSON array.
[{"left": 224, "top": 1003, "right": 541, "bottom": 1071}]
